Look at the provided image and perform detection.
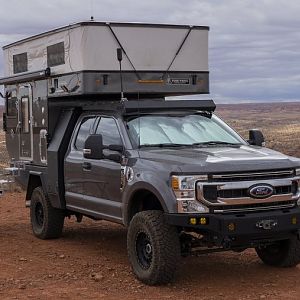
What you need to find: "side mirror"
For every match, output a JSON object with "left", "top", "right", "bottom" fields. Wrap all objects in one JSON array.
[
  {"left": 248, "top": 129, "right": 265, "bottom": 147},
  {"left": 108, "top": 144, "right": 124, "bottom": 153},
  {"left": 83, "top": 134, "right": 104, "bottom": 159},
  {"left": 105, "top": 144, "right": 124, "bottom": 163},
  {"left": 106, "top": 153, "right": 122, "bottom": 163}
]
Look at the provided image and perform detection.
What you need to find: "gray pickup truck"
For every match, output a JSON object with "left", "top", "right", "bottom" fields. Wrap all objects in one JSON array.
[
  {"left": 1, "top": 21, "right": 300, "bottom": 285},
  {"left": 28, "top": 99, "right": 300, "bottom": 285}
]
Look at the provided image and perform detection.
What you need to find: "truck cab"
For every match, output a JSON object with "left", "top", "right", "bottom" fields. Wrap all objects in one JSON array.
[{"left": 53, "top": 99, "right": 300, "bottom": 284}]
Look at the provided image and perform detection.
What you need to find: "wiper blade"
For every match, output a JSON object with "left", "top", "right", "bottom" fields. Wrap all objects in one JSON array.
[
  {"left": 192, "top": 141, "right": 242, "bottom": 146},
  {"left": 139, "top": 143, "right": 191, "bottom": 148},
  {"left": 139, "top": 141, "right": 242, "bottom": 148}
]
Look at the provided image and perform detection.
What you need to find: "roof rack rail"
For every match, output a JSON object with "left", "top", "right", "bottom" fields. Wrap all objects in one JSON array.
[{"left": 122, "top": 99, "right": 216, "bottom": 114}]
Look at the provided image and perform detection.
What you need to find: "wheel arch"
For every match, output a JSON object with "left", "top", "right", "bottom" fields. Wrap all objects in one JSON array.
[
  {"left": 124, "top": 183, "right": 168, "bottom": 226},
  {"left": 26, "top": 172, "right": 47, "bottom": 201}
]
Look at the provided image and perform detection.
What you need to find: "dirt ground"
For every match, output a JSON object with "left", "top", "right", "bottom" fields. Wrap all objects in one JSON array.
[
  {"left": 1, "top": 193, "right": 300, "bottom": 300},
  {"left": 0, "top": 102, "right": 300, "bottom": 299}
]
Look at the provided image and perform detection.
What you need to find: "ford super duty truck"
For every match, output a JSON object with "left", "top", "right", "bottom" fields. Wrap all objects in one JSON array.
[{"left": 0, "top": 22, "right": 300, "bottom": 285}]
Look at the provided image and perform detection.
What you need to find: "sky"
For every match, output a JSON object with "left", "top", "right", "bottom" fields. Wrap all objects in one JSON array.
[{"left": 0, "top": 0, "right": 300, "bottom": 103}]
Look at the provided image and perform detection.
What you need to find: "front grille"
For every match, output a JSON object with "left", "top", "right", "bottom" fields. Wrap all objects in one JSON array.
[
  {"left": 197, "top": 170, "right": 299, "bottom": 213},
  {"left": 215, "top": 185, "right": 292, "bottom": 200},
  {"left": 210, "top": 169, "right": 294, "bottom": 182},
  {"left": 212, "top": 200, "right": 295, "bottom": 213}
]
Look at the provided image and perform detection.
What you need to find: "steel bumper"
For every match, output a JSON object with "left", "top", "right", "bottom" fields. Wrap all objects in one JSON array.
[{"left": 165, "top": 207, "right": 300, "bottom": 247}]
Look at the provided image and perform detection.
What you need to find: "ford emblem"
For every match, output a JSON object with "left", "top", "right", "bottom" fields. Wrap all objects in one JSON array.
[{"left": 248, "top": 184, "right": 274, "bottom": 199}]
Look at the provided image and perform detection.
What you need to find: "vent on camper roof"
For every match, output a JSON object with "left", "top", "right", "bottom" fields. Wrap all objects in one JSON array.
[
  {"left": 13, "top": 53, "right": 28, "bottom": 74},
  {"left": 47, "top": 42, "right": 65, "bottom": 67}
]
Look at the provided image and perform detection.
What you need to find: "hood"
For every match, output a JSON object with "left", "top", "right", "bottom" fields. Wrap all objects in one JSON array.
[{"left": 138, "top": 145, "right": 300, "bottom": 174}]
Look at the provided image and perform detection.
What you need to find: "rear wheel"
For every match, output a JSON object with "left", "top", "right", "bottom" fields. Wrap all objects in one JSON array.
[
  {"left": 127, "top": 210, "right": 180, "bottom": 285},
  {"left": 30, "top": 187, "right": 65, "bottom": 239},
  {"left": 256, "top": 238, "right": 300, "bottom": 267}
]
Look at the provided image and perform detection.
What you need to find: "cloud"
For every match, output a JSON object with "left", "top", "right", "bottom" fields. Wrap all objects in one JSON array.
[{"left": 0, "top": 0, "right": 300, "bottom": 103}]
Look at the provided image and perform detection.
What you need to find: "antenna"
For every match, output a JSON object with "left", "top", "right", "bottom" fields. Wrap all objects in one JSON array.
[
  {"left": 90, "top": 0, "right": 94, "bottom": 21},
  {"left": 117, "top": 48, "right": 126, "bottom": 101}
]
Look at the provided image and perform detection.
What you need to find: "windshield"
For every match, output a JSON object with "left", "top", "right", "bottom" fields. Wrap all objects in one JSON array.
[{"left": 126, "top": 113, "right": 245, "bottom": 148}]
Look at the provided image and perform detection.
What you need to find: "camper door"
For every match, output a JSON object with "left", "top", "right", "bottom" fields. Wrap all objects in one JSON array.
[{"left": 18, "top": 85, "right": 33, "bottom": 161}]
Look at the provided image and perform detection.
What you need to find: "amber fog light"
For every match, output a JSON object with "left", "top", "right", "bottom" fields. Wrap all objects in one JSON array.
[
  {"left": 200, "top": 217, "right": 208, "bottom": 225},
  {"left": 189, "top": 218, "right": 197, "bottom": 225},
  {"left": 292, "top": 217, "right": 297, "bottom": 225},
  {"left": 228, "top": 223, "right": 236, "bottom": 232}
]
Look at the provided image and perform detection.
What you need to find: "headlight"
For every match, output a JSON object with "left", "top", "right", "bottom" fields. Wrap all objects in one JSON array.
[
  {"left": 177, "top": 199, "right": 209, "bottom": 213},
  {"left": 171, "top": 175, "right": 209, "bottom": 213},
  {"left": 171, "top": 175, "right": 208, "bottom": 191},
  {"left": 296, "top": 168, "right": 300, "bottom": 176}
]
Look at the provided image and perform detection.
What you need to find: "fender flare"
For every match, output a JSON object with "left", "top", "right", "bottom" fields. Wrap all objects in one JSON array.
[
  {"left": 123, "top": 181, "right": 170, "bottom": 226},
  {"left": 26, "top": 171, "right": 48, "bottom": 201}
]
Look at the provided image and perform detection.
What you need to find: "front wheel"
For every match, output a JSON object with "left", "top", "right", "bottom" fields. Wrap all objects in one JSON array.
[
  {"left": 127, "top": 210, "right": 180, "bottom": 285},
  {"left": 30, "top": 187, "right": 65, "bottom": 239},
  {"left": 256, "top": 237, "right": 300, "bottom": 267}
]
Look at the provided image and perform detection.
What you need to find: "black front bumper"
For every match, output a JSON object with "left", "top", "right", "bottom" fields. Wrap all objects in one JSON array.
[{"left": 165, "top": 207, "right": 300, "bottom": 248}]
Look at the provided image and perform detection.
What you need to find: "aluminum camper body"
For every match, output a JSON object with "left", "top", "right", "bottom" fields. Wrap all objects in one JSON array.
[
  {"left": 2, "top": 21, "right": 209, "bottom": 97},
  {"left": 0, "top": 22, "right": 210, "bottom": 165}
]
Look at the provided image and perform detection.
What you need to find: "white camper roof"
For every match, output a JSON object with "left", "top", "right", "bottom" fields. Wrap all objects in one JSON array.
[{"left": 3, "top": 21, "right": 209, "bottom": 77}]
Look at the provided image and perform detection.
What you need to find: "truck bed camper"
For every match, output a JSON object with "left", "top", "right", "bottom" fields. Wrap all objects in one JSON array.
[
  {"left": 1, "top": 22, "right": 300, "bottom": 285},
  {"left": 0, "top": 21, "right": 209, "bottom": 166}
]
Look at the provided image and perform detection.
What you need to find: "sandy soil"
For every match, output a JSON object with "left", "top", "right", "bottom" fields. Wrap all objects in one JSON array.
[{"left": 1, "top": 192, "right": 300, "bottom": 300}]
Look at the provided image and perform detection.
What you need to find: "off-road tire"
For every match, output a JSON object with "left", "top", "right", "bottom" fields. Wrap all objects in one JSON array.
[
  {"left": 256, "top": 238, "right": 300, "bottom": 267},
  {"left": 30, "top": 187, "right": 65, "bottom": 239},
  {"left": 127, "top": 210, "right": 180, "bottom": 285}
]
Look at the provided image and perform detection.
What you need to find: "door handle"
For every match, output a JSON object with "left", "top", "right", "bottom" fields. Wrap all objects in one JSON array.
[{"left": 82, "top": 162, "right": 92, "bottom": 170}]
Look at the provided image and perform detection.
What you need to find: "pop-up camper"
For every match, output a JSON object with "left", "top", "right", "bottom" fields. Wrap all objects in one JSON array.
[{"left": 0, "top": 21, "right": 209, "bottom": 164}]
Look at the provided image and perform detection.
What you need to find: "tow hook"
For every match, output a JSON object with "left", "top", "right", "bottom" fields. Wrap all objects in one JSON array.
[{"left": 256, "top": 219, "right": 278, "bottom": 230}]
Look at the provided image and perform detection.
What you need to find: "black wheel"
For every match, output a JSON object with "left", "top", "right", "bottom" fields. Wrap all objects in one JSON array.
[
  {"left": 127, "top": 210, "right": 180, "bottom": 285},
  {"left": 256, "top": 238, "right": 300, "bottom": 267},
  {"left": 30, "top": 187, "right": 65, "bottom": 239}
]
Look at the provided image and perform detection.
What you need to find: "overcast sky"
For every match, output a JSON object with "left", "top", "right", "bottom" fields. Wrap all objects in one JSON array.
[{"left": 0, "top": 0, "right": 300, "bottom": 103}]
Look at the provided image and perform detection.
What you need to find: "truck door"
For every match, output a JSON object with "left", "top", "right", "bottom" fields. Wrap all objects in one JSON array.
[
  {"left": 18, "top": 85, "right": 33, "bottom": 161},
  {"left": 65, "top": 116, "right": 97, "bottom": 206},
  {"left": 83, "top": 116, "right": 123, "bottom": 221}
]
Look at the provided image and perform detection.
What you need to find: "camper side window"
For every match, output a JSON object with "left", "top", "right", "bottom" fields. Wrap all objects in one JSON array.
[
  {"left": 13, "top": 52, "right": 28, "bottom": 74},
  {"left": 74, "top": 117, "right": 96, "bottom": 151},
  {"left": 7, "top": 97, "right": 18, "bottom": 117},
  {"left": 21, "top": 97, "right": 30, "bottom": 133},
  {"left": 47, "top": 42, "right": 65, "bottom": 67}
]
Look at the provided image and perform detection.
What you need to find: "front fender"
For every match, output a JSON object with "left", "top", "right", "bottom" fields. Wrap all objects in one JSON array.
[{"left": 122, "top": 177, "right": 177, "bottom": 225}]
